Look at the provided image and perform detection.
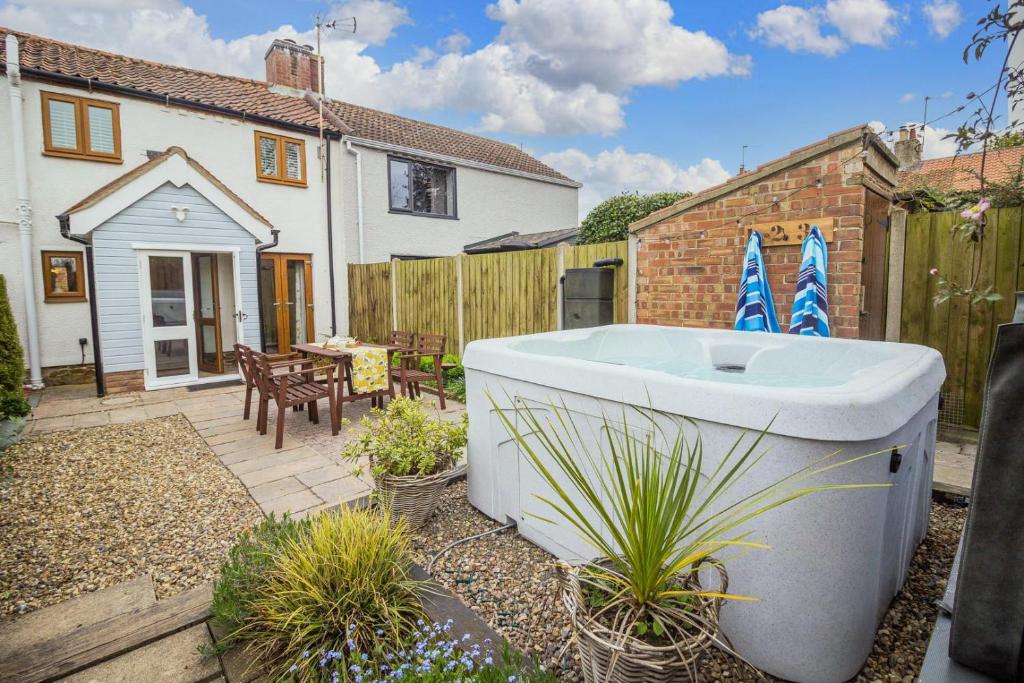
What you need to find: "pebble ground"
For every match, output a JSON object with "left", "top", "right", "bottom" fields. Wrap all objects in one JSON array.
[
  {"left": 0, "top": 415, "right": 263, "bottom": 618},
  {"left": 414, "top": 482, "right": 968, "bottom": 683}
]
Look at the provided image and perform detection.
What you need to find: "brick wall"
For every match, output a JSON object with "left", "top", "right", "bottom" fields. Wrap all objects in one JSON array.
[
  {"left": 265, "top": 43, "right": 321, "bottom": 92},
  {"left": 635, "top": 146, "right": 869, "bottom": 339},
  {"left": 104, "top": 370, "right": 144, "bottom": 394}
]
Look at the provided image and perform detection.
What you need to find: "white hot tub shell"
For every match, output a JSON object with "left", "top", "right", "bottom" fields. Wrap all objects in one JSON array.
[{"left": 463, "top": 325, "right": 945, "bottom": 683}]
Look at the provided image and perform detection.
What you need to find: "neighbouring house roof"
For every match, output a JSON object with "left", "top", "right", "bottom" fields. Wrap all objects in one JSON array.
[
  {"left": 1, "top": 27, "right": 576, "bottom": 184},
  {"left": 630, "top": 124, "right": 899, "bottom": 234},
  {"left": 61, "top": 146, "right": 274, "bottom": 241},
  {"left": 463, "top": 227, "right": 578, "bottom": 254},
  {"left": 897, "top": 146, "right": 1024, "bottom": 194}
]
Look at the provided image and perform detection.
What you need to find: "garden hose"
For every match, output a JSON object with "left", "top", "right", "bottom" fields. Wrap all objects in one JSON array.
[{"left": 426, "top": 521, "right": 517, "bottom": 575}]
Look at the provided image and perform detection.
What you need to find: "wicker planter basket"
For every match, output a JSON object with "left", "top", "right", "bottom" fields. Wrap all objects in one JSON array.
[
  {"left": 559, "top": 560, "right": 727, "bottom": 683},
  {"left": 375, "top": 462, "right": 467, "bottom": 529}
]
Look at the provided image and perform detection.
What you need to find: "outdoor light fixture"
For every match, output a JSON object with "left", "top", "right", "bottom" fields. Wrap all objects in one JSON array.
[{"left": 171, "top": 206, "right": 189, "bottom": 222}]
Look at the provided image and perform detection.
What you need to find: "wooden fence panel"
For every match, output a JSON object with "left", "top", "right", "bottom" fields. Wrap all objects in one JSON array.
[
  {"left": 394, "top": 257, "right": 459, "bottom": 355},
  {"left": 347, "top": 262, "right": 391, "bottom": 345},
  {"left": 348, "top": 241, "right": 630, "bottom": 355},
  {"left": 900, "top": 208, "right": 1024, "bottom": 428}
]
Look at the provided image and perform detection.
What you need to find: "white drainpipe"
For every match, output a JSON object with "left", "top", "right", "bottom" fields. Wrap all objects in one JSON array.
[
  {"left": 6, "top": 35, "right": 43, "bottom": 388},
  {"left": 344, "top": 139, "right": 365, "bottom": 264}
]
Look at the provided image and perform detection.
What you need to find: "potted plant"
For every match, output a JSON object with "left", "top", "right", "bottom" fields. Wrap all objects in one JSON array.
[
  {"left": 344, "top": 397, "right": 467, "bottom": 529},
  {"left": 493, "top": 398, "right": 884, "bottom": 682},
  {"left": 0, "top": 275, "right": 28, "bottom": 450}
]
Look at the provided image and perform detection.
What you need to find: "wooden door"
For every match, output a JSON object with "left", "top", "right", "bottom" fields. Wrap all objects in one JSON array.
[
  {"left": 859, "top": 190, "right": 890, "bottom": 340},
  {"left": 192, "top": 253, "right": 223, "bottom": 374},
  {"left": 259, "top": 253, "right": 314, "bottom": 353}
]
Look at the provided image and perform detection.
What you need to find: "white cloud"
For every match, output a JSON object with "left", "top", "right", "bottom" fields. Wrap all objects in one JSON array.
[
  {"left": 824, "top": 0, "right": 898, "bottom": 47},
  {"left": 922, "top": 0, "right": 962, "bottom": 39},
  {"left": 750, "top": 5, "right": 845, "bottom": 56},
  {"left": 868, "top": 120, "right": 886, "bottom": 134},
  {"left": 918, "top": 123, "right": 961, "bottom": 159},
  {"left": 751, "top": 0, "right": 898, "bottom": 56},
  {"left": 900, "top": 93, "right": 916, "bottom": 103},
  {"left": 0, "top": 0, "right": 748, "bottom": 137},
  {"left": 540, "top": 147, "right": 731, "bottom": 218}
]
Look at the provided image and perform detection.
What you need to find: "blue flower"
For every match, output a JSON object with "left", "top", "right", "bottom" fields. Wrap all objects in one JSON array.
[
  {"left": 375, "top": 628, "right": 383, "bottom": 636},
  {"left": 302, "top": 651, "right": 310, "bottom": 659},
  {"left": 462, "top": 633, "right": 471, "bottom": 642},
  {"left": 288, "top": 664, "right": 298, "bottom": 673},
  {"left": 349, "top": 623, "right": 357, "bottom": 632},
  {"left": 350, "top": 664, "right": 362, "bottom": 674},
  {"left": 508, "top": 676, "right": 517, "bottom": 682},
  {"left": 485, "top": 656, "right": 493, "bottom": 665}
]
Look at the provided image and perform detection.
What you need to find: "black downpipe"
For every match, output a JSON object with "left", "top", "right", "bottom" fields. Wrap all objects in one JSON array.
[
  {"left": 58, "top": 215, "right": 105, "bottom": 397},
  {"left": 255, "top": 229, "right": 281, "bottom": 351},
  {"left": 325, "top": 142, "right": 337, "bottom": 335}
]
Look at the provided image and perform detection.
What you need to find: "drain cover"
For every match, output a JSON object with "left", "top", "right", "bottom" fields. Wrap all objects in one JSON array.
[{"left": 714, "top": 363, "right": 746, "bottom": 374}]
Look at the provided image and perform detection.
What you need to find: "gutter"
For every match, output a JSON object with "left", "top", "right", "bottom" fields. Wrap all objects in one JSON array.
[
  {"left": 345, "top": 140, "right": 365, "bottom": 264},
  {"left": 57, "top": 216, "right": 104, "bottom": 397},
  {"left": 324, "top": 142, "right": 336, "bottom": 335},
  {"left": 18, "top": 67, "right": 341, "bottom": 139},
  {"left": 255, "top": 229, "right": 280, "bottom": 351},
  {"left": 6, "top": 35, "right": 43, "bottom": 388}
]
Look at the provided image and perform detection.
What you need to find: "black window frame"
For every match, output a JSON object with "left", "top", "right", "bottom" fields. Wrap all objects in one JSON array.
[{"left": 387, "top": 155, "right": 458, "bottom": 220}]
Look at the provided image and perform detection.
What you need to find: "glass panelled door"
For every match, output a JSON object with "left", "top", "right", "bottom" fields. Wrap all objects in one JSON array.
[
  {"left": 140, "top": 252, "right": 197, "bottom": 387},
  {"left": 192, "top": 253, "right": 223, "bottom": 374},
  {"left": 259, "top": 254, "right": 314, "bottom": 353}
]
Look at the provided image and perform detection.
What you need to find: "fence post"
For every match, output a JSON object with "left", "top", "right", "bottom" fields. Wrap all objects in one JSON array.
[
  {"left": 627, "top": 234, "right": 639, "bottom": 323},
  {"left": 390, "top": 258, "right": 398, "bottom": 331},
  {"left": 885, "top": 208, "right": 907, "bottom": 342},
  {"left": 556, "top": 243, "right": 568, "bottom": 330},
  {"left": 456, "top": 253, "right": 465, "bottom": 354}
]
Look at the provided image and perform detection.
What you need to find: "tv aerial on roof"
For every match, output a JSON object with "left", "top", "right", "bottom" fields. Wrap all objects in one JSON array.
[{"left": 313, "top": 14, "right": 357, "bottom": 179}]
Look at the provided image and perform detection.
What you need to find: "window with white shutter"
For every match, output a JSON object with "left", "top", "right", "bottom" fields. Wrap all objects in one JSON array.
[
  {"left": 41, "top": 92, "right": 121, "bottom": 162},
  {"left": 254, "top": 132, "right": 307, "bottom": 187}
]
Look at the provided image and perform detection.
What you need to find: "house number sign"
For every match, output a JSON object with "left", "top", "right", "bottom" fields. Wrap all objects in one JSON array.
[{"left": 746, "top": 218, "right": 835, "bottom": 246}]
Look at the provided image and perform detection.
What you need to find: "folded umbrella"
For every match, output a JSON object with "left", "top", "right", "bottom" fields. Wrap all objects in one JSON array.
[
  {"left": 734, "top": 230, "right": 781, "bottom": 333},
  {"left": 788, "top": 225, "right": 830, "bottom": 337}
]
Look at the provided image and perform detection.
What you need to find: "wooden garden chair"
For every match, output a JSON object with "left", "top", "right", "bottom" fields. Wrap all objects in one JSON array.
[
  {"left": 233, "top": 343, "right": 306, "bottom": 421},
  {"left": 392, "top": 333, "right": 448, "bottom": 409},
  {"left": 249, "top": 349, "right": 339, "bottom": 449}
]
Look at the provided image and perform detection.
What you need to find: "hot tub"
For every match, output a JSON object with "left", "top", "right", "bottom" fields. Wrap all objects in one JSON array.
[{"left": 463, "top": 324, "right": 944, "bottom": 683}]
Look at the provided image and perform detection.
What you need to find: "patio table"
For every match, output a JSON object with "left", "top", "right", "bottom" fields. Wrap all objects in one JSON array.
[{"left": 291, "top": 342, "right": 401, "bottom": 413}]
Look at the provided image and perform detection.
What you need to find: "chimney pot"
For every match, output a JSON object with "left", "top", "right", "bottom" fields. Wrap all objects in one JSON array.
[{"left": 895, "top": 124, "right": 923, "bottom": 171}]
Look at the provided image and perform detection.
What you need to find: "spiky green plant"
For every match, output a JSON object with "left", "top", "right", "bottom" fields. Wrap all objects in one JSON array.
[
  {"left": 491, "top": 395, "right": 889, "bottom": 643},
  {"left": 233, "top": 505, "right": 426, "bottom": 680}
]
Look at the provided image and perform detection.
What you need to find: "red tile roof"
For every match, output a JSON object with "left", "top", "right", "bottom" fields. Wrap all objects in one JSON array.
[
  {"left": 1, "top": 27, "right": 575, "bottom": 183},
  {"left": 898, "top": 146, "right": 1024, "bottom": 193}
]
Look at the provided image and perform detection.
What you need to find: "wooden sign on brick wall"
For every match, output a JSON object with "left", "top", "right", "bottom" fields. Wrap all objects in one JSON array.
[{"left": 746, "top": 217, "right": 835, "bottom": 246}]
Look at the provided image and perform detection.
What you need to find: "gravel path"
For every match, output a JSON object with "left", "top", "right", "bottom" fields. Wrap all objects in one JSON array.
[
  {"left": 413, "top": 482, "right": 967, "bottom": 682},
  {"left": 0, "top": 415, "right": 263, "bottom": 618}
]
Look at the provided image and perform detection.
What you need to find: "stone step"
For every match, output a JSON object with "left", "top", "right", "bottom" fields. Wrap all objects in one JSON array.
[
  {"left": 61, "top": 624, "right": 221, "bottom": 683},
  {"left": 1, "top": 583, "right": 213, "bottom": 683},
  {"left": 0, "top": 575, "right": 157, "bottom": 659}
]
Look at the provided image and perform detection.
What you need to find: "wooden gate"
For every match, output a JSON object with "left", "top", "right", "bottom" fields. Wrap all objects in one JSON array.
[{"left": 900, "top": 208, "right": 1024, "bottom": 428}]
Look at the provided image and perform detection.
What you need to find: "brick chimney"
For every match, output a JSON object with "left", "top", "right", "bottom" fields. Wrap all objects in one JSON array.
[
  {"left": 265, "top": 39, "right": 321, "bottom": 93},
  {"left": 894, "top": 124, "right": 923, "bottom": 171}
]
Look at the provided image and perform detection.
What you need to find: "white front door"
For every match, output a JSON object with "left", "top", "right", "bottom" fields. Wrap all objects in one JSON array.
[{"left": 139, "top": 251, "right": 198, "bottom": 389}]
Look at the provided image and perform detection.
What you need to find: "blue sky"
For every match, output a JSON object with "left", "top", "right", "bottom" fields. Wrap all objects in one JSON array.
[{"left": 0, "top": 0, "right": 1005, "bottom": 213}]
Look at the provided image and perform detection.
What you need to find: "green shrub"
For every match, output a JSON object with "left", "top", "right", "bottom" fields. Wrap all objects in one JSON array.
[
  {"left": 343, "top": 397, "right": 467, "bottom": 478},
  {"left": 0, "top": 275, "right": 25, "bottom": 395},
  {"left": 577, "top": 191, "right": 689, "bottom": 244},
  {"left": 415, "top": 354, "right": 467, "bottom": 403},
  {"left": 225, "top": 506, "right": 426, "bottom": 681},
  {"left": 211, "top": 513, "right": 311, "bottom": 639},
  {"left": 0, "top": 390, "right": 30, "bottom": 421}
]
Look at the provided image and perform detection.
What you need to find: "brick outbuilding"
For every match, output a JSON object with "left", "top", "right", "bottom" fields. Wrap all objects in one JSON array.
[{"left": 629, "top": 125, "right": 899, "bottom": 339}]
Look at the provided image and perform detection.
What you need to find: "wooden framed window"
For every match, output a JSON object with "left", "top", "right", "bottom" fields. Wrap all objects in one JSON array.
[
  {"left": 41, "top": 251, "right": 86, "bottom": 302},
  {"left": 388, "top": 156, "right": 457, "bottom": 218},
  {"left": 40, "top": 91, "right": 121, "bottom": 163},
  {"left": 254, "top": 132, "right": 307, "bottom": 187}
]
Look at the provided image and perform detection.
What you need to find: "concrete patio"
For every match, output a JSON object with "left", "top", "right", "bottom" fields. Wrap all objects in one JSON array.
[{"left": 26, "top": 382, "right": 465, "bottom": 519}]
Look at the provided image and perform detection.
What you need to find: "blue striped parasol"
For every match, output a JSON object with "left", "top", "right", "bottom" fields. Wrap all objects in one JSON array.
[
  {"left": 788, "top": 225, "right": 830, "bottom": 337},
  {"left": 734, "top": 230, "right": 780, "bottom": 333}
]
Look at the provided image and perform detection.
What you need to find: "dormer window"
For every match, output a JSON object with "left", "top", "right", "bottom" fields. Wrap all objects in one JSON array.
[
  {"left": 41, "top": 91, "right": 121, "bottom": 163},
  {"left": 254, "top": 131, "right": 307, "bottom": 187}
]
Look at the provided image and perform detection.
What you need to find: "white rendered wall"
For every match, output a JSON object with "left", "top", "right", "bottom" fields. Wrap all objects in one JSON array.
[
  {"left": 339, "top": 143, "right": 579, "bottom": 264},
  {"left": 0, "top": 77, "right": 346, "bottom": 371}
]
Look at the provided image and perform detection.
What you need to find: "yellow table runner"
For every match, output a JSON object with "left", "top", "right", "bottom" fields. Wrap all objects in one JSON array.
[{"left": 347, "top": 345, "right": 390, "bottom": 394}]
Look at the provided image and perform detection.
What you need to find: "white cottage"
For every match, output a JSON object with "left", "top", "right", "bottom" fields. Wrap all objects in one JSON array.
[{"left": 0, "top": 28, "right": 579, "bottom": 393}]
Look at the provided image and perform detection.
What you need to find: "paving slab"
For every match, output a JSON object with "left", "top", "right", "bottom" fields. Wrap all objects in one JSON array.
[
  {"left": 212, "top": 434, "right": 301, "bottom": 457},
  {"left": 311, "top": 476, "right": 370, "bottom": 507},
  {"left": 0, "top": 575, "right": 156, "bottom": 658},
  {"left": 203, "top": 424, "right": 259, "bottom": 444},
  {"left": 248, "top": 476, "right": 308, "bottom": 504},
  {"left": 295, "top": 464, "right": 349, "bottom": 487},
  {"left": 29, "top": 415, "right": 75, "bottom": 434},
  {"left": 259, "top": 489, "right": 323, "bottom": 516},
  {"left": 222, "top": 445, "right": 315, "bottom": 472},
  {"left": 236, "top": 455, "right": 331, "bottom": 488},
  {"left": 73, "top": 412, "right": 111, "bottom": 428},
  {"left": 144, "top": 402, "right": 182, "bottom": 419},
  {"left": 62, "top": 624, "right": 220, "bottom": 683},
  {"left": 107, "top": 406, "right": 151, "bottom": 425}
]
